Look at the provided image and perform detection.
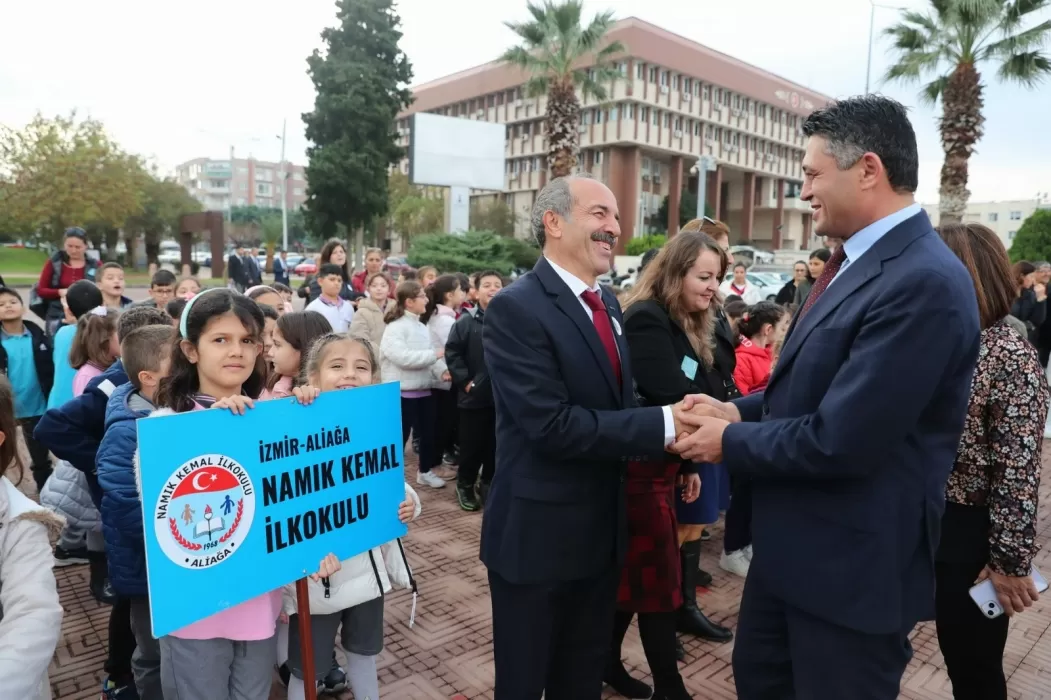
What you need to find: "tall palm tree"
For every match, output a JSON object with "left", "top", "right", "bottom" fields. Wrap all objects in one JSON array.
[
  {"left": 501, "top": 0, "right": 625, "bottom": 177},
  {"left": 883, "top": 0, "right": 1051, "bottom": 223}
]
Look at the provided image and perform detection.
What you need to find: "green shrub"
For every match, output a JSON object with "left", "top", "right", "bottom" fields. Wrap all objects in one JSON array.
[
  {"left": 407, "top": 230, "right": 540, "bottom": 275},
  {"left": 626, "top": 234, "right": 667, "bottom": 256}
]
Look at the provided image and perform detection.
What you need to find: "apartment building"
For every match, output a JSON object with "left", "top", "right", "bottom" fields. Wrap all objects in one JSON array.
[
  {"left": 921, "top": 198, "right": 1047, "bottom": 250},
  {"left": 175, "top": 156, "right": 308, "bottom": 213},
  {"left": 395, "top": 17, "right": 831, "bottom": 252}
]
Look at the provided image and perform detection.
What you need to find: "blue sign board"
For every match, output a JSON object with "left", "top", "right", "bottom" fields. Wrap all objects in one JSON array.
[{"left": 137, "top": 382, "right": 406, "bottom": 637}]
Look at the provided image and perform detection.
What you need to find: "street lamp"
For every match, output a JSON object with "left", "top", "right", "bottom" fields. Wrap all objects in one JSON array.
[
  {"left": 690, "top": 156, "right": 717, "bottom": 222},
  {"left": 276, "top": 119, "right": 289, "bottom": 252},
  {"left": 866, "top": 2, "right": 903, "bottom": 94}
]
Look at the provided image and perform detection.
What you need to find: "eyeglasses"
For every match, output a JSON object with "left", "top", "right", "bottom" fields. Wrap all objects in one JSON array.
[{"left": 702, "top": 216, "right": 717, "bottom": 225}]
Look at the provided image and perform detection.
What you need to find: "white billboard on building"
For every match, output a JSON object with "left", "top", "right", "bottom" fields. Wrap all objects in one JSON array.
[{"left": 408, "top": 113, "right": 506, "bottom": 191}]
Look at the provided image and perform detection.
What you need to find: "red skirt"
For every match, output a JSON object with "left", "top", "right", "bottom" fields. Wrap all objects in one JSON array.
[{"left": 616, "top": 460, "right": 683, "bottom": 613}]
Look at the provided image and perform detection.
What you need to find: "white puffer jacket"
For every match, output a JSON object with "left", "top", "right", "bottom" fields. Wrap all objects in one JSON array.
[
  {"left": 0, "top": 477, "right": 64, "bottom": 700},
  {"left": 40, "top": 460, "right": 101, "bottom": 532},
  {"left": 281, "top": 483, "right": 421, "bottom": 618},
  {"left": 380, "top": 312, "right": 447, "bottom": 391}
]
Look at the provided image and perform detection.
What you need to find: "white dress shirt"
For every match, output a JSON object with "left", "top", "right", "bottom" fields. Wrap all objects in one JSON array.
[
  {"left": 545, "top": 257, "right": 677, "bottom": 446},
  {"left": 828, "top": 203, "right": 923, "bottom": 289}
]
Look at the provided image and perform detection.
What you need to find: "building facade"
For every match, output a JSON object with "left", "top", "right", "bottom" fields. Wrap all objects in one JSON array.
[
  {"left": 921, "top": 199, "right": 1046, "bottom": 251},
  {"left": 395, "top": 17, "right": 830, "bottom": 253},
  {"left": 175, "top": 156, "right": 308, "bottom": 213}
]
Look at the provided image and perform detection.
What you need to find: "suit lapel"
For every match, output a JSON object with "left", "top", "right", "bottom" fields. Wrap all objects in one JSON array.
[
  {"left": 603, "top": 289, "right": 632, "bottom": 406},
  {"left": 767, "top": 212, "right": 932, "bottom": 391},
  {"left": 535, "top": 259, "right": 622, "bottom": 402}
]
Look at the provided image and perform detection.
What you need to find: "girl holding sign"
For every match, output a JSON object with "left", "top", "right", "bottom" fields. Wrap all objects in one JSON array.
[
  {"left": 286, "top": 332, "right": 421, "bottom": 700},
  {"left": 154, "top": 288, "right": 341, "bottom": 700}
]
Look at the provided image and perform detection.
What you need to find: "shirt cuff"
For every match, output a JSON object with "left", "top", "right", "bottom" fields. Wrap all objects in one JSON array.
[{"left": 662, "top": 405, "right": 676, "bottom": 447}]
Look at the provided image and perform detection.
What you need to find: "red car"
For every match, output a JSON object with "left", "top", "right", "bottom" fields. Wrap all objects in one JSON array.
[
  {"left": 383, "top": 256, "right": 414, "bottom": 277},
  {"left": 294, "top": 260, "right": 317, "bottom": 276}
]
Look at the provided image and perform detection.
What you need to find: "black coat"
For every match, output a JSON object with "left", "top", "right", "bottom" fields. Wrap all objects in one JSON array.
[
  {"left": 623, "top": 299, "right": 737, "bottom": 408},
  {"left": 1011, "top": 287, "right": 1046, "bottom": 345},
  {"left": 0, "top": 321, "right": 54, "bottom": 402},
  {"left": 445, "top": 306, "right": 491, "bottom": 409}
]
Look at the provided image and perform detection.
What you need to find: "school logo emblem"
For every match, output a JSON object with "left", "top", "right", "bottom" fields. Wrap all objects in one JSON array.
[{"left": 154, "top": 455, "right": 256, "bottom": 570}]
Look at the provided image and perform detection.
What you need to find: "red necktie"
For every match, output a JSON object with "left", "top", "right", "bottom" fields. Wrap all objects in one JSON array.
[
  {"left": 581, "top": 289, "right": 622, "bottom": 385},
  {"left": 799, "top": 246, "right": 847, "bottom": 320}
]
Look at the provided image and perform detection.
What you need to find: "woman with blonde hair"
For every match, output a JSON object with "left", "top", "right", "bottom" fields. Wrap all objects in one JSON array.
[{"left": 603, "top": 230, "right": 733, "bottom": 700}]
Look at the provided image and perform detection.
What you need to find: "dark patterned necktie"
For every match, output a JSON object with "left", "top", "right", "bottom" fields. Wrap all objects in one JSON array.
[{"left": 799, "top": 246, "right": 847, "bottom": 320}]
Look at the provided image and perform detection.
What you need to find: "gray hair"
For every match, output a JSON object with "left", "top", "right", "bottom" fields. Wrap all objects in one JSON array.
[
  {"left": 531, "top": 174, "right": 594, "bottom": 248},
  {"left": 1036, "top": 261, "right": 1051, "bottom": 271}
]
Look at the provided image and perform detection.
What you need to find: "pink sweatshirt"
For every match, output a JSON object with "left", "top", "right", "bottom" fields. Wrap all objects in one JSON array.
[
  {"left": 168, "top": 400, "right": 282, "bottom": 641},
  {"left": 259, "top": 375, "right": 293, "bottom": 401},
  {"left": 72, "top": 363, "right": 104, "bottom": 397}
]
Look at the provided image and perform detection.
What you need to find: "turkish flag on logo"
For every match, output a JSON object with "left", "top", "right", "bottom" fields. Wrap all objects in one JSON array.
[{"left": 171, "top": 467, "right": 241, "bottom": 499}]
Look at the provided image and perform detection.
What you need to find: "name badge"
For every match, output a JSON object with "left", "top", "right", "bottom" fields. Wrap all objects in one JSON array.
[
  {"left": 681, "top": 356, "right": 699, "bottom": 380},
  {"left": 611, "top": 317, "right": 622, "bottom": 336}
]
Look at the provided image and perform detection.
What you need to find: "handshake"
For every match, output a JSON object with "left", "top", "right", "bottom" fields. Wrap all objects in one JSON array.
[{"left": 666, "top": 394, "right": 741, "bottom": 462}]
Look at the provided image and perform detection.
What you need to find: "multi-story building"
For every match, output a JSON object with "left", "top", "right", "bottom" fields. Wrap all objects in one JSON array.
[
  {"left": 922, "top": 198, "right": 1047, "bottom": 250},
  {"left": 395, "top": 17, "right": 831, "bottom": 252},
  {"left": 175, "top": 156, "right": 309, "bottom": 213}
]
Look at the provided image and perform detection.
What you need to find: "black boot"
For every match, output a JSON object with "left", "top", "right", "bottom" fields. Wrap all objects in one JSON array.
[
  {"left": 675, "top": 637, "right": 685, "bottom": 662},
  {"left": 697, "top": 567, "right": 713, "bottom": 588},
  {"left": 456, "top": 480, "right": 480, "bottom": 512},
  {"left": 604, "top": 659, "right": 652, "bottom": 699},
  {"left": 652, "top": 674, "right": 693, "bottom": 700},
  {"left": 675, "top": 540, "right": 732, "bottom": 643},
  {"left": 88, "top": 551, "right": 117, "bottom": 605}
]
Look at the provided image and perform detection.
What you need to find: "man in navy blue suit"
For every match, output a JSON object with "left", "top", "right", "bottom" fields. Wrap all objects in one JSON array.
[
  {"left": 674, "top": 96, "right": 981, "bottom": 699},
  {"left": 481, "top": 175, "right": 699, "bottom": 700}
]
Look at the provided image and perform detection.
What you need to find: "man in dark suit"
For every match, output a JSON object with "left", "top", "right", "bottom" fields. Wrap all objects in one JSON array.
[
  {"left": 673, "top": 96, "right": 981, "bottom": 699},
  {"left": 481, "top": 175, "right": 698, "bottom": 700},
  {"left": 227, "top": 245, "right": 247, "bottom": 292}
]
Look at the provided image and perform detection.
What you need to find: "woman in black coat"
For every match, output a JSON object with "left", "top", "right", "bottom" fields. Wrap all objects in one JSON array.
[
  {"left": 605, "top": 230, "right": 732, "bottom": 700},
  {"left": 1010, "top": 261, "right": 1047, "bottom": 345}
]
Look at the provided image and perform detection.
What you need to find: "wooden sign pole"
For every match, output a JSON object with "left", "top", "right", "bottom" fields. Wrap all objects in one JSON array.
[{"left": 295, "top": 578, "right": 318, "bottom": 700}]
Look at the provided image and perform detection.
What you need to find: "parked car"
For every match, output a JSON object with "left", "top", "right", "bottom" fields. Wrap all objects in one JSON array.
[
  {"left": 729, "top": 245, "right": 775, "bottom": 266},
  {"left": 294, "top": 259, "right": 317, "bottom": 276},
  {"left": 724, "top": 272, "right": 779, "bottom": 301},
  {"left": 383, "top": 256, "right": 413, "bottom": 278}
]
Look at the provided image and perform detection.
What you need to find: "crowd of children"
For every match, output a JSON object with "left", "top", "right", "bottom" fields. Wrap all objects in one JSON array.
[{"left": 0, "top": 252, "right": 458, "bottom": 700}]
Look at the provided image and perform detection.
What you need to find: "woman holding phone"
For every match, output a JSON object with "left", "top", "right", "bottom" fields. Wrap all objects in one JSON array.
[{"left": 934, "top": 222, "right": 1049, "bottom": 700}]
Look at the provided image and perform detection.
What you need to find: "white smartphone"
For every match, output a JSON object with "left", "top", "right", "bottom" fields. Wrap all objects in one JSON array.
[{"left": 969, "top": 566, "right": 1049, "bottom": 619}]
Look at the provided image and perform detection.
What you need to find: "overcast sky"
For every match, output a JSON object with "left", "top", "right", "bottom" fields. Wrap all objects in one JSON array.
[{"left": 2, "top": 0, "right": 1048, "bottom": 204}]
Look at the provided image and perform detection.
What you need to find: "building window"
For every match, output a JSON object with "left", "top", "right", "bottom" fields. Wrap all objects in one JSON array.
[
  {"left": 732, "top": 133, "right": 739, "bottom": 146},
  {"left": 648, "top": 66, "right": 657, "bottom": 82},
  {"left": 673, "top": 75, "right": 680, "bottom": 90},
  {"left": 642, "top": 156, "right": 652, "bottom": 172},
  {"left": 628, "top": 104, "right": 636, "bottom": 119},
  {"left": 682, "top": 78, "right": 692, "bottom": 93},
  {"left": 663, "top": 113, "right": 671, "bottom": 128},
  {"left": 705, "top": 124, "right": 713, "bottom": 138},
  {"left": 702, "top": 84, "right": 711, "bottom": 101},
  {"left": 534, "top": 156, "right": 542, "bottom": 170},
  {"left": 1009, "top": 231, "right": 1018, "bottom": 239},
  {"left": 238, "top": 182, "right": 248, "bottom": 192},
  {"left": 653, "top": 110, "right": 659, "bottom": 126},
  {"left": 715, "top": 88, "right": 723, "bottom": 104},
  {"left": 660, "top": 71, "right": 669, "bottom": 86},
  {"left": 733, "top": 94, "right": 741, "bottom": 109},
  {"left": 786, "top": 182, "right": 802, "bottom": 198},
  {"left": 609, "top": 106, "right": 618, "bottom": 121},
  {"left": 636, "top": 62, "right": 644, "bottom": 79},
  {"left": 759, "top": 104, "right": 767, "bottom": 119},
  {"left": 1010, "top": 210, "right": 1023, "bottom": 220},
  {"left": 640, "top": 106, "right": 648, "bottom": 121},
  {"left": 595, "top": 151, "right": 604, "bottom": 165},
  {"left": 988, "top": 212, "right": 999, "bottom": 222},
  {"left": 208, "top": 179, "right": 226, "bottom": 189},
  {"left": 293, "top": 187, "right": 303, "bottom": 196},
  {"left": 255, "top": 168, "right": 273, "bottom": 181},
  {"left": 256, "top": 182, "right": 272, "bottom": 196},
  {"left": 694, "top": 121, "right": 701, "bottom": 135}
]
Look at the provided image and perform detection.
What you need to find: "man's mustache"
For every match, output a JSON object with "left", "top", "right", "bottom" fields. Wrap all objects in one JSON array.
[{"left": 590, "top": 231, "right": 616, "bottom": 246}]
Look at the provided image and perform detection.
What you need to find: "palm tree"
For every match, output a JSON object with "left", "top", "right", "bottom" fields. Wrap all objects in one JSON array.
[
  {"left": 882, "top": 0, "right": 1051, "bottom": 223},
  {"left": 501, "top": 0, "right": 625, "bottom": 177}
]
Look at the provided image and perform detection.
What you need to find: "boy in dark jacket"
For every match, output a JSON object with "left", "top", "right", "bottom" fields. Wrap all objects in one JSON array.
[
  {"left": 0, "top": 287, "right": 54, "bottom": 491},
  {"left": 33, "top": 305, "right": 170, "bottom": 700},
  {"left": 97, "top": 323, "right": 175, "bottom": 700},
  {"left": 445, "top": 270, "right": 503, "bottom": 511}
]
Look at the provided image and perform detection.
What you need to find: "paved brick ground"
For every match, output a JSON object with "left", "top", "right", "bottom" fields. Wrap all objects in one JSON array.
[{"left": 40, "top": 443, "right": 1051, "bottom": 699}]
